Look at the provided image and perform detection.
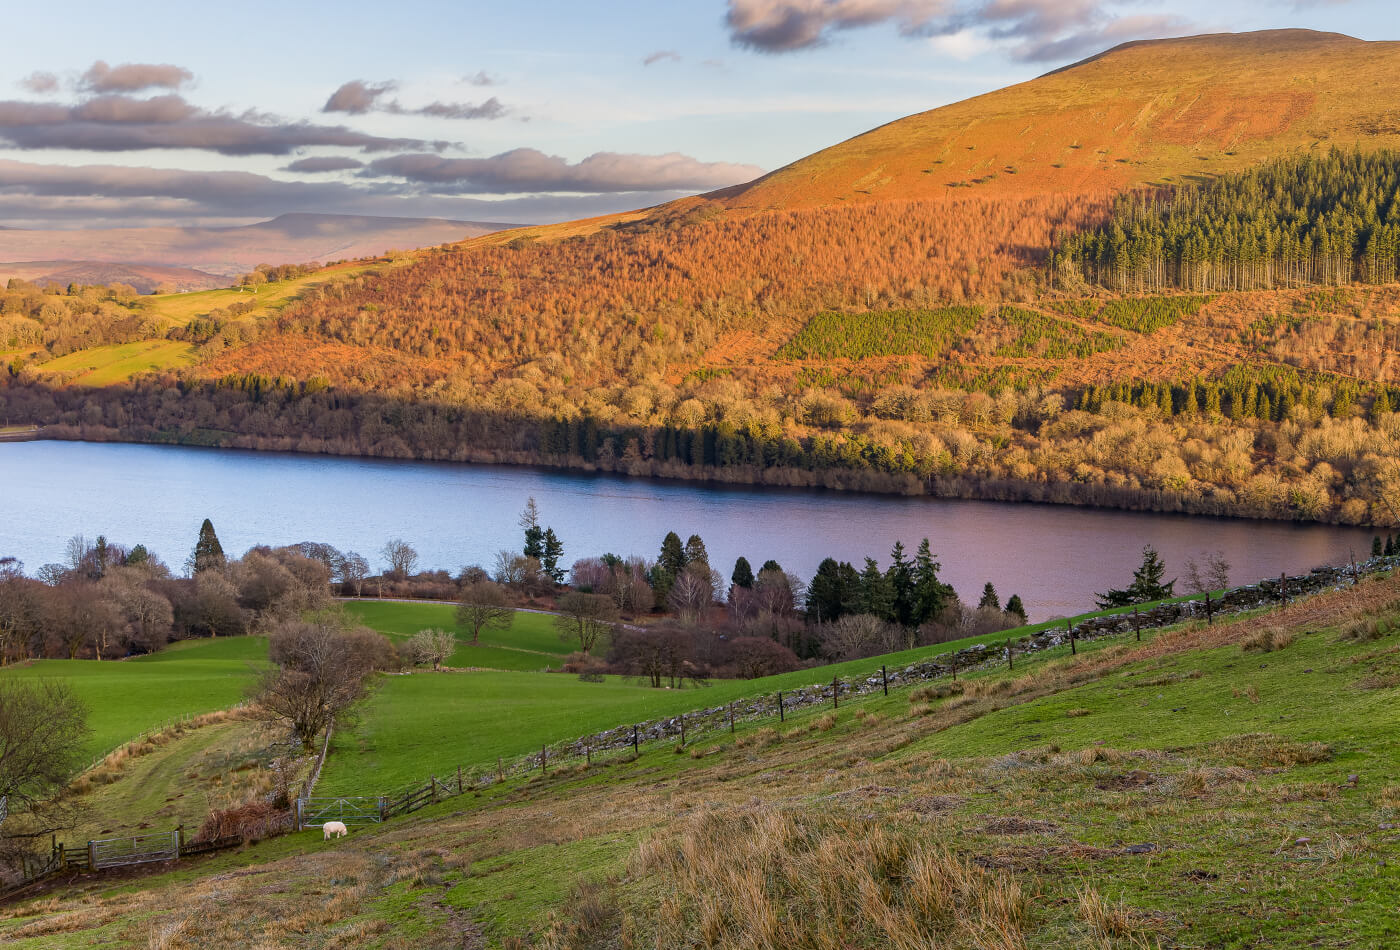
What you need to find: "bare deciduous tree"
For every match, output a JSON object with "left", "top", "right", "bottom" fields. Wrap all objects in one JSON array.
[
  {"left": 1183, "top": 550, "right": 1232, "bottom": 594},
  {"left": 820, "top": 613, "right": 903, "bottom": 662},
  {"left": 456, "top": 580, "right": 514, "bottom": 645},
  {"left": 554, "top": 592, "right": 618, "bottom": 656},
  {"left": 339, "top": 551, "right": 370, "bottom": 598},
  {"left": 252, "top": 618, "right": 390, "bottom": 750},
  {"left": 380, "top": 539, "right": 418, "bottom": 580}
]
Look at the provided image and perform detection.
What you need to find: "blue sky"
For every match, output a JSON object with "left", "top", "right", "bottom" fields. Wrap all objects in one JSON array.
[{"left": 0, "top": 0, "right": 1393, "bottom": 227}]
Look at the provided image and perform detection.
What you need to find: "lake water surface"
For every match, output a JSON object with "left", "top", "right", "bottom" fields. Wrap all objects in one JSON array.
[{"left": 0, "top": 440, "right": 1376, "bottom": 621}]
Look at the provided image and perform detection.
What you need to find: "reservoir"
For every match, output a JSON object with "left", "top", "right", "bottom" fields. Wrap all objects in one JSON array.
[{"left": 0, "top": 440, "right": 1376, "bottom": 621}]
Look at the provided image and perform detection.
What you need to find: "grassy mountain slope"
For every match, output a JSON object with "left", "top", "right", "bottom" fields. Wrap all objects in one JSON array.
[
  {"left": 714, "top": 30, "right": 1400, "bottom": 210},
  {"left": 6, "top": 573, "right": 1400, "bottom": 947}
]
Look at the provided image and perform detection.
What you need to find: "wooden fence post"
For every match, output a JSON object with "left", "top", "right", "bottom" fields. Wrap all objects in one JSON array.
[
  {"left": 729, "top": 702, "right": 735, "bottom": 734},
  {"left": 177, "top": 825, "right": 184, "bottom": 856},
  {"left": 431, "top": 775, "right": 438, "bottom": 802},
  {"left": 585, "top": 743, "right": 591, "bottom": 766},
  {"left": 1133, "top": 606, "right": 1141, "bottom": 642},
  {"left": 950, "top": 653, "right": 957, "bottom": 681},
  {"left": 632, "top": 725, "right": 639, "bottom": 756},
  {"left": 679, "top": 714, "right": 686, "bottom": 746},
  {"left": 1204, "top": 593, "right": 1213, "bottom": 626},
  {"left": 1280, "top": 572, "right": 1288, "bottom": 606},
  {"left": 832, "top": 676, "right": 840, "bottom": 709},
  {"left": 882, "top": 665, "right": 888, "bottom": 696},
  {"left": 1067, "top": 620, "right": 1076, "bottom": 655},
  {"left": 778, "top": 691, "right": 785, "bottom": 722},
  {"left": 87, "top": 840, "right": 96, "bottom": 871},
  {"left": 540, "top": 745, "right": 547, "bottom": 775},
  {"left": 496, "top": 756, "right": 503, "bottom": 783},
  {"left": 1006, "top": 640, "right": 1013, "bottom": 670},
  {"left": 457, "top": 766, "right": 463, "bottom": 794}
]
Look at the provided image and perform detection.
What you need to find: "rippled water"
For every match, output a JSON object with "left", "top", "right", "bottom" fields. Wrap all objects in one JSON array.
[{"left": 0, "top": 440, "right": 1376, "bottom": 621}]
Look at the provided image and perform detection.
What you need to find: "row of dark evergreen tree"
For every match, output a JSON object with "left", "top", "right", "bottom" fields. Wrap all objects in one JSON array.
[{"left": 1055, "top": 149, "right": 1400, "bottom": 292}]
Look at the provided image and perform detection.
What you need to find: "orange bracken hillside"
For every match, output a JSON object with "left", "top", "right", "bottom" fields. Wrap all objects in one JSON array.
[{"left": 711, "top": 30, "right": 1400, "bottom": 211}]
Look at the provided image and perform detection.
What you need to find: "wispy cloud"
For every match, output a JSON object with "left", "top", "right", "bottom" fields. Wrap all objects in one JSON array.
[
  {"left": 364, "top": 148, "right": 763, "bottom": 193},
  {"left": 643, "top": 50, "right": 684, "bottom": 66},
  {"left": 725, "top": 0, "right": 1195, "bottom": 62},
  {"left": 323, "top": 79, "right": 511, "bottom": 120}
]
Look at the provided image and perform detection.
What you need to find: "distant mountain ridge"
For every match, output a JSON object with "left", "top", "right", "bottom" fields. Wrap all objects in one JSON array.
[
  {"left": 0, "top": 260, "right": 225, "bottom": 293},
  {"left": 0, "top": 213, "right": 516, "bottom": 278}
]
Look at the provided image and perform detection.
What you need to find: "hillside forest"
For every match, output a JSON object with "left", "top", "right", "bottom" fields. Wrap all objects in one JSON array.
[{"left": 8, "top": 154, "right": 1400, "bottom": 525}]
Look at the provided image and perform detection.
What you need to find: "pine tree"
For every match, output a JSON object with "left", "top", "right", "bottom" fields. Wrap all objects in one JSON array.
[
  {"left": 541, "top": 528, "right": 564, "bottom": 583},
  {"left": 658, "top": 532, "right": 686, "bottom": 577},
  {"left": 857, "top": 557, "right": 895, "bottom": 622},
  {"left": 127, "top": 544, "right": 149, "bottom": 566},
  {"left": 523, "top": 525, "right": 544, "bottom": 560},
  {"left": 731, "top": 556, "right": 755, "bottom": 589},
  {"left": 683, "top": 534, "right": 709, "bottom": 567},
  {"left": 910, "top": 539, "right": 954, "bottom": 626},
  {"left": 1005, "top": 594, "right": 1027, "bottom": 624},
  {"left": 978, "top": 582, "right": 1000, "bottom": 611},
  {"left": 886, "top": 540, "right": 915, "bottom": 627},
  {"left": 807, "top": 558, "right": 858, "bottom": 623},
  {"left": 1096, "top": 545, "right": 1175, "bottom": 608},
  {"left": 760, "top": 559, "right": 783, "bottom": 574},
  {"left": 190, "top": 518, "right": 225, "bottom": 575}
]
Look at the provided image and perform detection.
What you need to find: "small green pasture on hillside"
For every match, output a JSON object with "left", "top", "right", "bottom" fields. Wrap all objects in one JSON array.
[
  {"left": 0, "top": 637, "right": 265, "bottom": 762},
  {"left": 344, "top": 600, "right": 569, "bottom": 671},
  {"left": 34, "top": 340, "right": 197, "bottom": 385}
]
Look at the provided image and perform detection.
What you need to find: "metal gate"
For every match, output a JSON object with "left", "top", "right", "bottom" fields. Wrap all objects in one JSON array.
[
  {"left": 297, "top": 796, "right": 384, "bottom": 828},
  {"left": 90, "top": 831, "right": 179, "bottom": 869}
]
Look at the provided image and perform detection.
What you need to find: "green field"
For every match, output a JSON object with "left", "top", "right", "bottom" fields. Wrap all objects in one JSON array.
[
  {"left": 33, "top": 340, "right": 197, "bottom": 385},
  {"left": 0, "top": 637, "right": 265, "bottom": 762},
  {"left": 344, "top": 600, "right": 571, "bottom": 671},
  {"left": 139, "top": 262, "right": 383, "bottom": 325}
]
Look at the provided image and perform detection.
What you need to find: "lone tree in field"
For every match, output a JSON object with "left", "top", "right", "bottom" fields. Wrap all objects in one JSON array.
[
  {"left": 554, "top": 591, "right": 618, "bottom": 656},
  {"left": 0, "top": 679, "right": 89, "bottom": 865},
  {"left": 408, "top": 628, "right": 457, "bottom": 670},
  {"left": 380, "top": 538, "right": 418, "bottom": 580},
  {"left": 252, "top": 617, "right": 390, "bottom": 750},
  {"left": 1096, "top": 545, "right": 1176, "bottom": 608},
  {"left": 456, "top": 580, "right": 515, "bottom": 644},
  {"left": 189, "top": 518, "right": 225, "bottom": 575}
]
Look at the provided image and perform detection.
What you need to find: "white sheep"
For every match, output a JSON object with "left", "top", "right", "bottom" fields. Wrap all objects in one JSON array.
[{"left": 322, "top": 820, "right": 348, "bottom": 840}]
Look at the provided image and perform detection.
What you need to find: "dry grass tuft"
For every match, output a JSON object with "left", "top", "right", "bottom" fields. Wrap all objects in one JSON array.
[
  {"left": 1209, "top": 733, "right": 1332, "bottom": 768},
  {"left": 1241, "top": 628, "right": 1294, "bottom": 653},
  {"left": 610, "top": 807, "right": 1027, "bottom": 950},
  {"left": 1078, "top": 885, "right": 1161, "bottom": 945},
  {"left": 909, "top": 681, "right": 964, "bottom": 703}
]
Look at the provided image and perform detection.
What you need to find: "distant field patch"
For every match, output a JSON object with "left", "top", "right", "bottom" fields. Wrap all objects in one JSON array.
[
  {"left": 775, "top": 307, "right": 982, "bottom": 360},
  {"left": 344, "top": 600, "right": 570, "bottom": 670},
  {"left": 142, "top": 261, "right": 387, "bottom": 326},
  {"left": 1094, "top": 295, "right": 1210, "bottom": 334},
  {"left": 35, "top": 339, "right": 196, "bottom": 385}
]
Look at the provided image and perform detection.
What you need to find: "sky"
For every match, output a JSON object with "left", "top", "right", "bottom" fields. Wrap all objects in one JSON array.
[{"left": 0, "top": 0, "right": 1394, "bottom": 229}]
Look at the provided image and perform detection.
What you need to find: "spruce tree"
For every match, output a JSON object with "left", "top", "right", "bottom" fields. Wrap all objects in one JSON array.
[
  {"left": 1374, "top": 536, "right": 1386, "bottom": 558},
  {"left": 1005, "top": 594, "right": 1027, "bottom": 624},
  {"left": 1096, "top": 545, "right": 1175, "bottom": 608},
  {"left": 541, "top": 528, "right": 564, "bottom": 583},
  {"left": 760, "top": 559, "right": 783, "bottom": 574},
  {"left": 978, "top": 582, "right": 1000, "bottom": 611},
  {"left": 658, "top": 532, "right": 686, "bottom": 577},
  {"left": 191, "top": 518, "right": 225, "bottom": 575},
  {"left": 857, "top": 557, "right": 895, "bottom": 621},
  {"left": 910, "top": 539, "right": 954, "bottom": 625},
  {"left": 523, "top": 525, "right": 544, "bottom": 560},
  {"left": 807, "top": 558, "right": 857, "bottom": 624},
  {"left": 683, "top": 534, "right": 709, "bottom": 567},
  {"left": 886, "top": 540, "right": 915, "bottom": 627},
  {"left": 731, "top": 556, "right": 755, "bottom": 589}
]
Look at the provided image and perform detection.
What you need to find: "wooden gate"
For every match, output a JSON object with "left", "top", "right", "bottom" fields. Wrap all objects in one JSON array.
[
  {"left": 297, "top": 796, "right": 384, "bottom": 828},
  {"left": 90, "top": 830, "right": 180, "bottom": 869}
]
